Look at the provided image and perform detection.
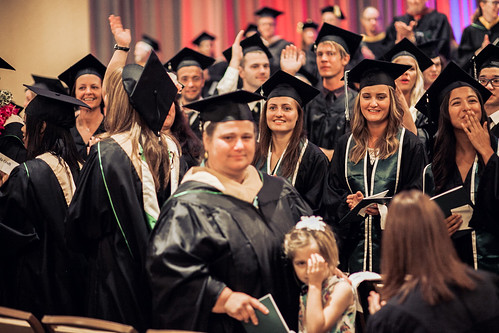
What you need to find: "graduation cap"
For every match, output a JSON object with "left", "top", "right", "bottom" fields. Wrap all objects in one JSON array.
[
  {"left": 296, "top": 68, "right": 319, "bottom": 87},
  {"left": 223, "top": 33, "right": 273, "bottom": 63},
  {"left": 414, "top": 61, "right": 492, "bottom": 125},
  {"left": 257, "top": 70, "right": 320, "bottom": 107},
  {"left": 244, "top": 23, "right": 258, "bottom": 38},
  {"left": 24, "top": 84, "right": 89, "bottom": 129},
  {"left": 313, "top": 23, "right": 362, "bottom": 55},
  {"left": 122, "top": 51, "right": 177, "bottom": 135},
  {"left": 184, "top": 90, "right": 263, "bottom": 123},
  {"left": 346, "top": 59, "right": 411, "bottom": 90},
  {"left": 165, "top": 47, "right": 215, "bottom": 72},
  {"left": 254, "top": 7, "right": 283, "bottom": 18},
  {"left": 463, "top": 44, "right": 499, "bottom": 78},
  {"left": 0, "top": 57, "right": 14, "bottom": 71},
  {"left": 58, "top": 54, "right": 107, "bottom": 92},
  {"left": 418, "top": 40, "right": 443, "bottom": 60},
  {"left": 321, "top": 5, "right": 346, "bottom": 19},
  {"left": 192, "top": 32, "right": 215, "bottom": 46},
  {"left": 141, "top": 34, "right": 160, "bottom": 51},
  {"left": 297, "top": 19, "right": 319, "bottom": 32},
  {"left": 382, "top": 38, "right": 434, "bottom": 72},
  {"left": 31, "top": 74, "right": 68, "bottom": 95}
]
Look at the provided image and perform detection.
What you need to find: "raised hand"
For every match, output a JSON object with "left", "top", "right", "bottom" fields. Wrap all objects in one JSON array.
[
  {"left": 280, "top": 44, "right": 303, "bottom": 76},
  {"left": 229, "top": 30, "right": 245, "bottom": 68},
  {"left": 394, "top": 20, "right": 416, "bottom": 43},
  {"left": 109, "top": 14, "right": 131, "bottom": 48}
]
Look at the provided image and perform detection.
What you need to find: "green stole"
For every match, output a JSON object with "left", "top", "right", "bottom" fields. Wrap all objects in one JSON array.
[{"left": 344, "top": 128, "right": 405, "bottom": 272}]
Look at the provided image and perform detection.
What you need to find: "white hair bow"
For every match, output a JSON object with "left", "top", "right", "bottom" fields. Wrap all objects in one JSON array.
[{"left": 295, "top": 216, "right": 326, "bottom": 231}]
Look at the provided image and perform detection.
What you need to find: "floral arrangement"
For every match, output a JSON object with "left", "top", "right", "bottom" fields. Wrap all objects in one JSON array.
[
  {"left": 295, "top": 215, "right": 326, "bottom": 231},
  {"left": 0, "top": 89, "right": 21, "bottom": 135}
]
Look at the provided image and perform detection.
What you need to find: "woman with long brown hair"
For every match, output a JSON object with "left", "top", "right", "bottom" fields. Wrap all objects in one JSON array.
[
  {"left": 419, "top": 61, "right": 499, "bottom": 275},
  {"left": 323, "top": 59, "right": 426, "bottom": 274},
  {"left": 367, "top": 190, "right": 499, "bottom": 332},
  {"left": 253, "top": 70, "right": 328, "bottom": 213},
  {"left": 66, "top": 16, "right": 179, "bottom": 331}
]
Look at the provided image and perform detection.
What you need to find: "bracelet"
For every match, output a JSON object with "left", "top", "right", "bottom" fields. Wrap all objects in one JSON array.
[{"left": 114, "top": 44, "right": 130, "bottom": 52}]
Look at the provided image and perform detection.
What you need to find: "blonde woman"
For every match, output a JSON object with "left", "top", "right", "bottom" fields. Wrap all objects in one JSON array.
[
  {"left": 323, "top": 60, "right": 426, "bottom": 274},
  {"left": 66, "top": 16, "right": 179, "bottom": 331}
]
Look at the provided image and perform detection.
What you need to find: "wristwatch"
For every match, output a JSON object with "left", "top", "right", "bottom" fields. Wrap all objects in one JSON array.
[{"left": 114, "top": 44, "right": 130, "bottom": 52}]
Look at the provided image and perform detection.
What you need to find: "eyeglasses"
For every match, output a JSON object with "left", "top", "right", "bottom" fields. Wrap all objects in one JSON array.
[{"left": 478, "top": 78, "right": 499, "bottom": 87}]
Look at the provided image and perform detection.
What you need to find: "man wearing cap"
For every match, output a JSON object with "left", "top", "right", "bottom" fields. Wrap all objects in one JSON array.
[
  {"left": 255, "top": 6, "right": 291, "bottom": 73},
  {"left": 474, "top": 44, "right": 499, "bottom": 137},
  {"left": 192, "top": 32, "right": 229, "bottom": 97},
  {"left": 360, "top": 6, "right": 387, "bottom": 60},
  {"left": 418, "top": 40, "right": 445, "bottom": 90},
  {"left": 134, "top": 34, "right": 160, "bottom": 66},
  {"left": 217, "top": 32, "right": 272, "bottom": 124},
  {"left": 383, "top": 0, "right": 452, "bottom": 59},
  {"left": 303, "top": 23, "right": 362, "bottom": 160},
  {"left": 165, "top": 47, "right": 215, "bottom": 137},
  {"left": 321, "top": 5, "right": 346, "bottom": 26}
]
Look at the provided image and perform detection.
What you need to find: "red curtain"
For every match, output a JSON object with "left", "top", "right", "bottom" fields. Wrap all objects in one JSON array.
[{"left": 90, "top": 0, "right": 477, "bottom": 64}]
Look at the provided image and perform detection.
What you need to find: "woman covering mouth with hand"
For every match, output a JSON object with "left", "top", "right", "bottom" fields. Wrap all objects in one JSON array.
[{"left": 58, "top": 54, "right": 107, "bottom": 161}]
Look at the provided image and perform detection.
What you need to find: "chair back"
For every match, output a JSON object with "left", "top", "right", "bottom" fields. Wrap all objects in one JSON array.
[
  {"left": 0, "top": 306, "right": 45, "bottom": 333},
  {"left": 42, "top": 316, "right": 137, "bottom": 333}
]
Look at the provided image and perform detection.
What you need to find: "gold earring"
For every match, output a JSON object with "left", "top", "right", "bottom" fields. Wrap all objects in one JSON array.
[{"left": 204, "top": 151, "right": 208, "bottom": 160}]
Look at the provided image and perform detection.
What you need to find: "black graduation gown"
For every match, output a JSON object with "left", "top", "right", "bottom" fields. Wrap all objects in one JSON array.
[
  {"left": 458, "top": 19, "right": 499, "bottom": 67},
  {"left": 0, "top": 121, "right": 27, "bottom": 164},
  {"left": 384, "top": 10, "right": 452, "bottom": 59},
  {"left": 256, "top": 140, "right": 329, "bottom": 214},
  {"left": 0, "top": 158, "right": 83, "bottom": 318},
  {"left": 366, "top": 270, "right": 499, "bottom": 333},
  {"left": 492, "top": 123, "right": 499, "bottom": 139},
  {"left": 70, "top": 118, "right": 106, "bottom": 161},
  {"left": 304, "top": 86, "right": 357, "bottom": 150},
  {"left": 203, "top": 61, "right": 229, "bottom": 97},
  {"left": 362, "top": 33, "right": 388, "bottom": 60},
  {"left": 147, "top": 173, "right": 312, "bottom": 333},
  {"left": 321, "top": 130, "right": 426, "bottom": 273},
  {"left": 424, "top": 137, "right": 499, "bottom": 274},
  {"left": 66, "top": 138, "right": 167, "bottom": 332}
]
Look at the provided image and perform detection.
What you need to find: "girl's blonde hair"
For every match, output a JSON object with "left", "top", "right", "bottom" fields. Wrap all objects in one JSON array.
[
  {"left": 349, "top": 86, "right": 403, "bottom": 164},
  {"left": 283, "top": 219, "right": 340, "bottom": 268},
  {"left": 100, "top": 67, "right": 172, "bottom": 191}
]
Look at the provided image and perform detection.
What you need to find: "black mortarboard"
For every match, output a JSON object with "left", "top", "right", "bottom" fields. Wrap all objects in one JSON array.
[
  {"left": 141, "top": 34, "right": 160, "bottom": 51},
  {"left": 0, "top": 57, "right": 14, "bottom": 71},
  {"left": 184, "top": 90, "right": 263, "bottom": 123},
  {"left": 192, "top": 32, "right": 216, "bottom": 46},
  {"left": 58, "top": 54, "right": 106, "bottom": 92},
  {"left": 298, "top": 19, "right": 319, "bottom": 31},
  {"left": 313, "top": 23, "right": 362, "bottom": 55},
  {"left": 258, "top": 70, "right": 320, "bottom": 107},
  {"left": 31, "top": 74, "right": 68, "bottom": 95},
  {"left": 244, "top": 23, "right": 258, "bottom": 38},
  {"left": 418, "top": 40, "right": 442, "bottom": 60},
  {"left": 122, "top": 51, "right": 177, "bottom": 135},
  {"left": 382, "top": 38, "right": 434, "bottom": 72},
  {"left": 254, "top": 7, "right": 283, "bottom": 18},
  {"left": 24, "top": 85, "right": 89, "bottom": 129},
  {"left": 346, "top": 59, "right": 410, "bottom": 90},
  {"left": 296, "top": 68, "right": 319, "bottom": 87},
  {"left": 321, "top": 5, "right": 346, "bottom": 19},
  {"left": 463, "top": 44, "right": 499, "bottom": 78},
  {"left": 165, "top": 47, "right": 215, "bottom": 72},
  {"left": 0, "top": 113, "right": 27, "bottom": 165},
  {"left": 415, "top": 61, "right": 491, "bottom": 125},
  {"left": 223, "top": 33, "right": 273, "bottom": 63}
]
